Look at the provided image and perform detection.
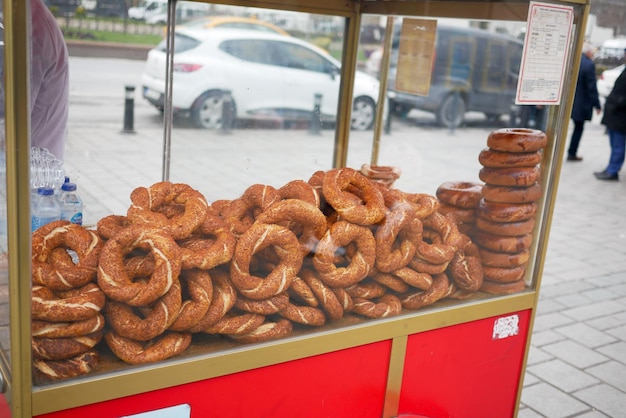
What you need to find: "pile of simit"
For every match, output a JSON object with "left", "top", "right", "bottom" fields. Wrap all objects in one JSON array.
[{"left": 28, "top": 128, "right": 546, "bottom": 382}]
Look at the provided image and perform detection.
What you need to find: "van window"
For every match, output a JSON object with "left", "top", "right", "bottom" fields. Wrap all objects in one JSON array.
[
  {"left": 509, "top": 44, "right": 522, "bottom": 74},
  {"left": 146, "top": 1, "right": 161, "bottom": 12},
  {"left": 449, "top": 38, "right": 474, "bottom": 82},
  {"left": 485, "top": 41, "right": 507, "bottom": 90}
]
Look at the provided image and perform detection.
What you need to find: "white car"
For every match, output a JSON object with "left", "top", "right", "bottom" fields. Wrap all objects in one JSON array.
[
  {"left": 141, "top": 28, "right": 382, "bottom": 130},
  {"left": 597, "top": 64, "right": 624, "bottom": 98}
]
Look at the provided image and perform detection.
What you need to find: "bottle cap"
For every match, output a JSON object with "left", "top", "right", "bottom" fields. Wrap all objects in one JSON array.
[
  {"left": 61, "top": 182, "right": 77, "bottom": 192},
  {"left": 37, "top": 187, "right": 55, "bottom": 196}
]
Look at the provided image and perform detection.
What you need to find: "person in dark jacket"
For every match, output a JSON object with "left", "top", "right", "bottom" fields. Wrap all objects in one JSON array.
[
  {"left": 567, "top": 43, "right": 601, "bottom": 161},
  {"left": 595, "top": 58, "right": 626, "bottom": 181}
]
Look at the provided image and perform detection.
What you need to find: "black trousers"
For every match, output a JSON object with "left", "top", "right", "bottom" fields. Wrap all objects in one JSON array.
[{"left": 568, "top": 120, "right": 585, "bottom": 157}]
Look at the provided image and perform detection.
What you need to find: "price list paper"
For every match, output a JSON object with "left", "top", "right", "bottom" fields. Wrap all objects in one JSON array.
[
  {"left": 395, "top": 18, "right": 437, "bottom": 97},
  {"left": 515, "top": 1, "right": 573, "bottom": 105}
]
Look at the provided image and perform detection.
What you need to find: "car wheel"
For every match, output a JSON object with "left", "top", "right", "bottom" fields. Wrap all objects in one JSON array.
[
  {"left": 436, "top": 93, "right": 466, "bottom": 128},
  {"left": 191, "top": 91, "right": 235, "bottom": 130},
  {"left": 351, "top": 96, "right": 376, "bottom": 130}
]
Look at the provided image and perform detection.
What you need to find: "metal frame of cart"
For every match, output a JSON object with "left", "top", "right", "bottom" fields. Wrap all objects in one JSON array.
[{"left": 0, "top": 0, "right": 591, "bottom": 417}]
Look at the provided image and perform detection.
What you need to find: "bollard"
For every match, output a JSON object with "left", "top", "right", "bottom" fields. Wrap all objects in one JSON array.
[
  {"left": 122, "top": 85, "right": 136, "bottom": 134},
  {"left": 309, "top": 93, "right": 322, "bottom": 135},
  {"left": 219, "top": 90, "right": 235, "bottom": 135}
]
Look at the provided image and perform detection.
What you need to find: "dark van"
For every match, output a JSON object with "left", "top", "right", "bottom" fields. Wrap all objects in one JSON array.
[{"left": 382, "top": 24, "right": 523, "bottom": 127}]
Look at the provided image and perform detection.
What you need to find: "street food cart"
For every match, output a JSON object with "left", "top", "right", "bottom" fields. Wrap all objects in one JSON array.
[{"left": 1, "top": 0, "right": 592, "bottom": 417}]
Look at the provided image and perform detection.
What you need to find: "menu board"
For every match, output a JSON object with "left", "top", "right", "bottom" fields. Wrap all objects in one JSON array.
[
  {"left": 395, "top": 18, "right": 437, "bottom": 97},
  {"left": 515, "top": 1, "right": 574, "bottom": 105}
]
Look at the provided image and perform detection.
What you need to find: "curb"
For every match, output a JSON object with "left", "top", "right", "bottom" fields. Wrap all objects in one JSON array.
[{"left": 66, "top": 39, "right": 153, "bottom": 61}]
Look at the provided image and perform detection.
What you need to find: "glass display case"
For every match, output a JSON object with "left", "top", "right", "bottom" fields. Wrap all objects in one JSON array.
[{"left": 1, "top": 0, "right": 591, "bottom": 417}]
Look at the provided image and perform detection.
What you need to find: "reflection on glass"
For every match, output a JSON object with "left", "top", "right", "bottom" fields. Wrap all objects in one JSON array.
[
  {"left": 144, "top": 3, "right": 354, "bottom": 135},
  {"left": 348, "top": 15, "right": 555, "bottom": 297},
  {"left": 23, "top": 3, "right": 578, "bottom": 389},
  {"left": 155, "top": 5, "right": 371, "bottom": 200}
]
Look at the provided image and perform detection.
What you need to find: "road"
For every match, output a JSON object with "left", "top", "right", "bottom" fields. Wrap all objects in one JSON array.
[{"left": 68, "top": 56, "right": 158, "bottom": 127}]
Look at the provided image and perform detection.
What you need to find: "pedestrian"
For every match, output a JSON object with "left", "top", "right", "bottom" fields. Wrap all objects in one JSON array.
[
  {"left": 0, "top": 0, "right": 69, "bottom": 161},
  {"left": 594, "top": 52, "right": 626, "bottom": 181},
  {"left": 567, "top": 42, "right": 601, "bottom": 161}
]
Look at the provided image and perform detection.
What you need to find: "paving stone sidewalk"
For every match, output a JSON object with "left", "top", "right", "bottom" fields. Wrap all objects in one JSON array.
[{"left": 517, "top": 116, "right": 626, "bottom": 418}]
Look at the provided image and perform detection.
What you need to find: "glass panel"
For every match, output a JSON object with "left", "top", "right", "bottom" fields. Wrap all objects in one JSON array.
[
  {"left": 352, "top": 11, "right": 580, "bottom": 297},
  {"left": 23, "top": 0, "right": 584, "bottom": 396},
  {"left": 143, "top": 4, "right": 352, "bottom": 202},
  {"left": 34, "top": 2, "right": 365, "bottom": 386}
]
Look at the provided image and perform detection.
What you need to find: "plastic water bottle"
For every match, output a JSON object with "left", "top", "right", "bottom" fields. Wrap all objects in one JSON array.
[
  {"left": 32, "top": 187, "right": 61, "bottom": 232},
  {"left": 58, "top": 180, "right": 83, "bottom": 226}
]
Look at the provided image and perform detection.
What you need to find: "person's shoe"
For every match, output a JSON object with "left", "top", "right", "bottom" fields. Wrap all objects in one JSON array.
[
  {"left": 567, "top": 155, "right": 583, "bottom": 161},
  {"left": 594, "top": 171, "right": 619, "bottom": 181},
  {"left": 593, "top": 170, "right": 607, "bottom": 176}
]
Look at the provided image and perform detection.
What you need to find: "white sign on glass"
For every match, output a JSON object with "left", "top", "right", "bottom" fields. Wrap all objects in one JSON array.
[{"left": 516, "top": 1, "right": 574, "bottom": 105}]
